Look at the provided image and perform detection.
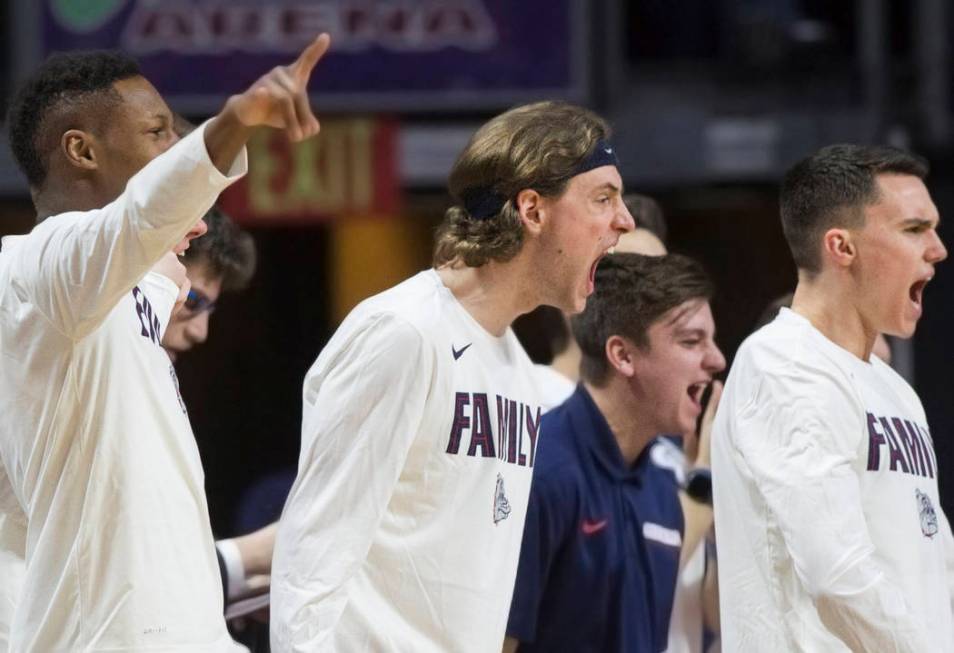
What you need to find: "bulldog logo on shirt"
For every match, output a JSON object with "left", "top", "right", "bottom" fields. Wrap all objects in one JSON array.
[
  {"left": 493, "top": 473, "right": 511, "bottom": 524},
  {"left": 916, "top": 488, "right": 939, "bottom": 538}
]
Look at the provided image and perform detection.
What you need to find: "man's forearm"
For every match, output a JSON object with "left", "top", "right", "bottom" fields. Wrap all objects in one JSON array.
[{"left": 203, "top": 108, "right": 255, "bottom": 176}]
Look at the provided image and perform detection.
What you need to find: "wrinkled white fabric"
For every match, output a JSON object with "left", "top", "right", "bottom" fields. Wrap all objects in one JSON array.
[
  {"left": 272, "top": 270, "right": 542, "bottom": 652},
  {"left": 0, "top": 123, "right": 246, "bottom": 652},
  {"left": 713, "top": 308, "right": 954, "bottom": 652}
]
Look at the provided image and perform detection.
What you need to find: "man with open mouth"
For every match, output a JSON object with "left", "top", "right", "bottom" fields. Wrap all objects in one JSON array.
[
  {"left": 505, "top": 252, "right": 725, "bottom": 652},
  {"left": 271, "top": 101, "right": 634, "bottom": 652},
  {"left": 712, "top": 144, "right": 951, "bottom": 651}
]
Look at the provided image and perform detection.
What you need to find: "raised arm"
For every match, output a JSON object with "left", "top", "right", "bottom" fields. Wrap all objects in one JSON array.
[
  {"left": 270, "top": 313, "right": 434, "bottom": 652},
  {"left": 11, "top": 34, "right": 331, "bottom": 340},
  {"left": 204, "top": 33, "right": 329, "bottom": 174}
]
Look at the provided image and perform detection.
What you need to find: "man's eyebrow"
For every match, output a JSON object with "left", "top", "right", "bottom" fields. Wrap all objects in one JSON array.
[
  {"left": 900, "top": 217, "right": 939, "bottom": 228},
  {"left": 144, "top": 111, "right": 170, "bottom": 124},
  {"left": 673, "top": 327, "right": 707, "bottom": 338},
  {"left": 593, "top": 182, "right": 621, "bottom": 194}
]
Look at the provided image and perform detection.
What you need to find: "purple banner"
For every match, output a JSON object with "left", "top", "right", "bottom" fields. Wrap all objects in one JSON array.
[{"left": 37, "top": 0, "right": 587, "bottom": 112}]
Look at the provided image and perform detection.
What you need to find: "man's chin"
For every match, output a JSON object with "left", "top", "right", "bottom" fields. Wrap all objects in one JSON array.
[
  {"left": 569, "top": 295, "right": 588, "bottom": 315},
  {"left": 884, "top": 316, "right": 918, "bottom": 340}
]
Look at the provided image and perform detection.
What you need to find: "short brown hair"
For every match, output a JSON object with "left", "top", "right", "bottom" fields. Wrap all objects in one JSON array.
[
  {"left": 433, "top": 101, "right": 610, "bottom": 268},
  {"left": 573, "top": 253, "right": 714, "bottom": 385},
  {"left": 780, "top": 144, "right": 928, "bottom": 274},
  {"left": 183, "top": 207, "right": 256, "bottom": 291}
]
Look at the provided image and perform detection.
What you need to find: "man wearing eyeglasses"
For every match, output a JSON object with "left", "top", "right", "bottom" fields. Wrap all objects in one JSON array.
[{"left": 162, "top": 207, "right": 256, "bottom": 362}]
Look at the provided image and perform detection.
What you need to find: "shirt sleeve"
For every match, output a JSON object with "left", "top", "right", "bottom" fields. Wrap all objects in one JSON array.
[
  {"left": 8, "top": 120, "right": 246, "bottom": 340},
  {"left": 735, "top": 365, "right": 931, "bottom": 651},
  {"left": 270, "top": 312, "right": 435, "bottom": 653},
  {"left": 506, "top": 467, "right": 573, "bottom": 643}
]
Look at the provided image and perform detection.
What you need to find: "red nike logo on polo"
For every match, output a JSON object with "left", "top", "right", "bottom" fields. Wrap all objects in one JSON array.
[{"left": 581, "top": 518, "right": 608, "bottom": 535}]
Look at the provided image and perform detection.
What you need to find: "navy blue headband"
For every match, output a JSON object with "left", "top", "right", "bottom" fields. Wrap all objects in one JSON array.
[{"left": 461, "top": 139, "right": 620, "bottom": 221}]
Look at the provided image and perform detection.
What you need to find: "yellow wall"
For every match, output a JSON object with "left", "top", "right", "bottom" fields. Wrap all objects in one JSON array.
[{"left": 330, "top": 213, "right": 434, "bottom": 323}]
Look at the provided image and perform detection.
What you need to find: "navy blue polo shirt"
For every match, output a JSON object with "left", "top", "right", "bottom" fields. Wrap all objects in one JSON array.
[{"left": 506, "top": 385, "right": 683, "bottom": 652}]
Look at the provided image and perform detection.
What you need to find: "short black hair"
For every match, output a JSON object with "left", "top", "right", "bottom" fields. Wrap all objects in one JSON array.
[
  {"left": 183, "top": 207, "right": 257, "bottom": 292},
  {"left": 573, "top": 253, "right": 713, "bottom": 386},
  {"left": 780, "top": 144, "right": 928, "bottom": 274},
  {"left": 6, "top": 50, "right": 141, "bottom": 188}
]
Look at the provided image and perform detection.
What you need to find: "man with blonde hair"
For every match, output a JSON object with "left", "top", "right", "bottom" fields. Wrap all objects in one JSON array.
[{"left": 272, "top": 101, "right": 634, "bottom": 651}]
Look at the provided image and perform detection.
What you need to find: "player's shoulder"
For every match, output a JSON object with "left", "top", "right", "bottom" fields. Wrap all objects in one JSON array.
[
  {"left": 350, "top": 269, "right": 455, "bottom": 332},
  {"left": 533, "top": 395, "right": 594, "bottom": 482},
  {"left": 308, "top": 281, "right": 434, "bottom": 377},
  {"left": 731, "top": 309, "right": 860, "bottom": 407},
  {"left": 739, "top": 310, "right": 849, "bottom": 376},
  {"left": 0, "top": 214, "right": 80, "bottom": 265}
]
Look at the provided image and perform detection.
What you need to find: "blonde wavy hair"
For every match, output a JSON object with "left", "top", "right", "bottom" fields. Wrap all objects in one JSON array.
[{"left": 433, "top": 101, "right": 610, "bottom": 268}]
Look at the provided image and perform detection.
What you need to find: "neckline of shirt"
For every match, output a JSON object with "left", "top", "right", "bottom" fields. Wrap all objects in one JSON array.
[
  {"left": 426, "top": 268, "right": 511, "bottom": 346},
  {"left": 778, "top": 307, "right": 882, "bottom": 371}
]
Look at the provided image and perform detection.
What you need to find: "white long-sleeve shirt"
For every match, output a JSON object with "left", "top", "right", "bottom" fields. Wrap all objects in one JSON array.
[
  {"left": 712, "top": 308, "right": 954, "bottom": 651},
  {"left": 271, "top": 270, "right": 543, "bottom": 652},
  {"left": 0, "top": 476, "right": 25, "bottom": 653},
  {"left": 0, "top": 123, "right": 246, "bottom": 652}
]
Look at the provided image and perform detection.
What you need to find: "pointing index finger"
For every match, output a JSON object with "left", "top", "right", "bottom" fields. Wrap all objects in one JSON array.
[{"left": 291, "top": 33, "right": 331, "bottom": 85}]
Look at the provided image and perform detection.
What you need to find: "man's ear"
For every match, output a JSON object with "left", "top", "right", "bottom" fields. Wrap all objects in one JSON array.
[
  {"left": 605, "top": 334, "right": 636, "bottom": 378},
  {"left": 515, "top": 188, "right": 544, "bottom": 237},
  {"left": 822, "top": 227, "right": 856, "bottom": 268},
  {"left": 61, "top": 129, "right": 99, "bottom": 172}
]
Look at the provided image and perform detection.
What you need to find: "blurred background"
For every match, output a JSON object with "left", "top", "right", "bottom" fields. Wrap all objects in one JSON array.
[{"left": 2, "top": 0, "right": 953, "bottom": 532}]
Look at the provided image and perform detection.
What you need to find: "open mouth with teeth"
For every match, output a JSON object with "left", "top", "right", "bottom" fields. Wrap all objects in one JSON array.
[
  {"left": 687, "top": 381, "right": 709, "bottom": 411},
  {"left": 910, "top": 278, "right": 928, "bottom": 310}
]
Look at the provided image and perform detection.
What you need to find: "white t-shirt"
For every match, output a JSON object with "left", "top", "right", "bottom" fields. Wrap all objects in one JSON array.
[
  {"left": 272, "top": 269, "right": 543, "bottom": 652},
  {"left": 712, "top": 308, "right": 954, "bottom": 652},
  {"left": 532, "top": 364, "right": 575, "bottom": 412},
  {"left": 0, "top": 123, "right": 246, "bottom": 652}
]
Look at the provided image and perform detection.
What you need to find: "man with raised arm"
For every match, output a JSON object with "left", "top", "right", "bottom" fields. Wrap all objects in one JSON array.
[{"left": 0, "top": 35, "right": 329, "bottom": 652}]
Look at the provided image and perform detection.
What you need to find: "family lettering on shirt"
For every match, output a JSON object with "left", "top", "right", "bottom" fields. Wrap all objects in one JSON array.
[
  {"left": 446, "top": 392, "right": 541, "bottom": 467},
  {"left": 866, "top": 411, "right": 937, "bottom": 478},
  {"left": 132, "top": 286, "right": 162, "bottom": 346}
]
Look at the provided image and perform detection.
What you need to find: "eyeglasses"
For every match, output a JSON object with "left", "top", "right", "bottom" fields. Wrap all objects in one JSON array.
[{"left": 183, "top": 288, "right": 217, "bottom": 315}]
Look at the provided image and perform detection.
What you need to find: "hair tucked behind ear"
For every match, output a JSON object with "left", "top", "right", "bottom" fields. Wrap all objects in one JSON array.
[{"left": 433, "top": 101, "right": 610, "bottom": 268}]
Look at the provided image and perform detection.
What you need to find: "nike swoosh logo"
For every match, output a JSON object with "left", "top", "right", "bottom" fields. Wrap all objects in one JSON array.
[
  {"left": 452, "top": 343, "right": 472, "bottom": 360},
  {"left": 581, "top": 519, "right": 608, "bottom": 535}
]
